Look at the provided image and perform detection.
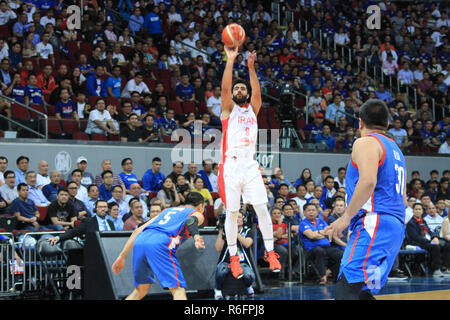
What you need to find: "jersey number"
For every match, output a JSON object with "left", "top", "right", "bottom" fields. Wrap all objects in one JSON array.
[
  {"left": 245, "top": 127, "right": 249, "bottom": 136},
  {"left": 394, "top": 164, "right": 405, "bottom": 195},
  {"left": 158, "top": 208, "right": 184, "bottom": 225}
]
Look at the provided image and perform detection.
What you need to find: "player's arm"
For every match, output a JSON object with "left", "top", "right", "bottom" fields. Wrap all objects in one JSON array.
[
  {"left": 221, "top": 46, "right": 238, "bottom": 120},
  {"left": 325, "top": 137, "right": 382, "bottom": 239},
  {"left": 112, "top": 215, "right": 159, "bottom": 275},
  {"left": 247, "top": 51, "right": 261, "bottom": 115},
  {"left": 186, "top": 211, "right": 205, "bottom": 249}
]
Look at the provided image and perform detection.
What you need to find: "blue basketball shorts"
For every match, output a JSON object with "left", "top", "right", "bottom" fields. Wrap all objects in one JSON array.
[
  {"left": 132, "top": 230, "right": 186, "bottom": 289},
  {"left": 338, "top": 212, "right": 405, "bottom": 294}
]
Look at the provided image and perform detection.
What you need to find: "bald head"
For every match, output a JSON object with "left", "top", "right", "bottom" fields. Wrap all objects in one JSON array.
[
  {"left": 129, "top": 183, "right": 141, "bottom": 197},
  {"left": 38, "top": 160, "right": 49, "bottom": 175}
]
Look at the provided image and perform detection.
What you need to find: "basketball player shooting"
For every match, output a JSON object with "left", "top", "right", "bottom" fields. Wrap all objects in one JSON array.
[{"left": 218, "top": 45, "right": 281, "bottom": 279}]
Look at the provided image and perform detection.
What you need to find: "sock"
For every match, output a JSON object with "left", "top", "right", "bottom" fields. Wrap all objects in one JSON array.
[
  {"left": 224, "top": 210, "right": 239, "bottom": 256},
  {"left": 252, "top": 203, "right": 274, "bottom": 252}
]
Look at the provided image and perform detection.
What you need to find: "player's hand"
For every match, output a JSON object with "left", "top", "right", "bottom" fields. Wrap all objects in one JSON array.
[
  {"left": 193, "top": 235, "right": 205, "bottom": 249},
  {"left": 247, "top": 50, "right": 256, "bottom": 69},
  {"left": 112, "top": 255, "right": 126, "bottom": 275},
  {"left": 224, "top": 45, "right": 238, "bottom": 61},
  {"left": 324, "top": 214, "right": 350, "bottom": 242}
]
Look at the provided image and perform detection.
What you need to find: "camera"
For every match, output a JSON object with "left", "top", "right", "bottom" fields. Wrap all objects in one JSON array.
[
  {"left": 217, "top": 212, "right": 226, "bottom": 230},
  {"left": 278, "top": 82, "right": 298, "bottom": 121}
]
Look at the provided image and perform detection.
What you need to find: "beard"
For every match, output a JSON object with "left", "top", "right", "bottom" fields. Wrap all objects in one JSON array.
[{"left": 232, "top": 94, "right": 248, "bottom": 105}]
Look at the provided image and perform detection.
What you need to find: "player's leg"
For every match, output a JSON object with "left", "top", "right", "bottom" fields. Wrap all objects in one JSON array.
[
  {"left": 168, "top": 287, "right": 187, "bottom": 300},
  {"left": 218, "top": 162, "right": 244, "bottom": 278},
  {"left": 126, "top": 284, "right": 151, "bottom": 300}
]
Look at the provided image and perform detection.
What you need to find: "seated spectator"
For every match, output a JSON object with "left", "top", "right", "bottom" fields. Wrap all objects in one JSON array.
[
  {"left": 124, "top": 183, "right": 149, "bottom": 218},
  {"left": 299, "top": 112, "right": 324, "bottom": 142},
  {"left": 98, "top": 170, "right": 116, "bottom": 201},
  {"left": 84, "top": 184, "right": 100, "bottom": 217},
  {"left": 175, "top": 74, "right": 195, "bottom": 103},
  {"left": 11, "top": 183, "right": 47, "bottom": 232},
  {"left": 214, "top": 211, "right": 255, "bottom": 299},
  {"left": 66, "top": 181, "right": 89, "bottom": 220},
  {"left": 86, "top": 65, "right": 107, "bottom": 97},
  {"left": 75, "top": 92, "right": 91, "bottom": 120},
  {"left": 315, "top": 166, "right": 331, "bottom": 187},
  {"left": 198, "top": 159, "right": 217, "bottom": 193},
  {"left": 405, "top": 196, "right": 417, "bottom": 223},
  {"left": 292, "top": 184, "right": 308, "bottom": 217},
  {"left": 6, "top": 73, "right": 26, "bottom": 105},
  {"left": 67, "top": 157, "right": 95, "bottom": 187},
  {"left": 322, "top": 176, "right": 337, "bottom": 201},
  {"left": 44, "top": 188, "right": 77, "bottom": 231},
  {"left": 36, "top": 160, "right": 50, "bottom": 188},
  {"left": 325, "top": 197, "right": 348, "bottom": 250},
  {"left": 312, "top": 185, "right": 328, "bottom": 215},
  {"left": 192, "top": 177, "right": 213, "bottom": 206},
  {"left": 130, "top": 91, "right": 147, "bottom": 118},
  {"left": 299, "top": 203, "right": 344, "bottom": 284},
  {"left": 105, "top": 65, "right": 122, "bottom": 98},
  {"left": 424, "top": 203, "right": 444, "bottom": 233},
  {"left": 14, "top": 155, "right": 28, "bottom": 186},
  {"left": 0, "top": 170, "right": 18, "bottom": 207},
  {"left": 325, "top": 95, "right": 345, "bottom": 126},
  {"left": 94, "top": 159, "right": 125, "bottom": 192},
  {"left": 120, "top": 113, "right": 143, "bottom": 142},
  {"left": 142, "top": 157, "right": 165, "bottom": 193},
  {"left": 24, "top": 74, "right": 47, "bottom": 107},
  {"left": 159, "top": 108, "right": 178, "bottom": 137},
  {"left": 271, "top": 207, "right": 291, "bottom": 280},
  {"left": 36, "top": 64, "right": 56, "bottom": 95},
  {"left": 206, "top": 85, "right": 222, "bottom": 126},
  {"left": 334, "top": 167, "right": 346, "bottom": 189},
  {"left": 106, "top": 202, "right": 123, "bottom": 231},
  {"left": 42, "top": 170, "right": 63, "bottom": 202},
  {"left": 175, "top": 174, "right": 191, "bottom": 204},
  {"left": 123, "top": 198, "right": 146, "bottom": 230},
  {"left": 156, "top": 177, "right": 180, "bottom": 209},
  {"left": 438, "top": 136, "right": 450, "bottom": 154},
  {"left": 119, "top": 158, "right": 140, "bottom": 190},
  {"left": 55, "top": 88, "right": 78, "bottom": 121},
  {"left": 85, "top": 98, "right": 119, "bottom": 136},
  {"left": 26, "top": 171, "right": 50, "bottom": 207},
  {"left": 36, "top": 32, "right": 54, "bottom": 64},
  {"left": 277, "top": 184, "right": 290, "bottom": 202},
  {"left": 397, "top": 61, "right": 414, "bottom": 85},
  {"left": 46, "top": 199, "right": 116, "bottom": 246},
  {"left": 107, "top": 185, "right": 129, "bottom": 221},
  {"left": 271, "top": 168, "right": 292, "bottom": 190},
  {"left": 141, "top": 115, "right": 161, "bottom": 143},
  {"left": 315, "top": 124, "right": 336, "bottom": 151},
  {"left": 70, "top": 169, "right": 88, "bottom": 203},
  {"left": 406, "top": 203, "right": 449, "bottom": 277},
  {"left": 121, "top": 72, "right": 150, "bottom": 98}
]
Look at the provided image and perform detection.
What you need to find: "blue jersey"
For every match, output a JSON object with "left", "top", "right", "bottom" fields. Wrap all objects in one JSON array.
[
  {"left": 144, "top": 207, "right": 197, "bottom": 248},
  {"left": 345, "top": 132, "right": 406, "bottom": 228}
]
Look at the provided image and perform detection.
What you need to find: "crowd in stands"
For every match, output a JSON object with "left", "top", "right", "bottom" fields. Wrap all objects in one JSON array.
[
  {"left": 0, "top": 153, "right": 449, "bottom": 280},
  {"left": 0, "top": 0, "right": 446, "bottom": 153}
]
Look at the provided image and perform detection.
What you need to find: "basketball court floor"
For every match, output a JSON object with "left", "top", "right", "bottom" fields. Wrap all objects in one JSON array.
[{"left": 248, "top": 277, "right": 450, "bottom": 300}]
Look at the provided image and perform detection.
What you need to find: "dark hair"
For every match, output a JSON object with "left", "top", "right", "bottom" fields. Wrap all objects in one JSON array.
[
  {"left": 16, "top": 155, "right": 29, "bottom": 165},
  {"left": 87, "top": 184, "right": 98, "bottom": 193},
  {"left": 184, "top": 192, "right": 205, "bottom": 206},
  {"left": 412, "top": 202, "right": 424, "bottom": 210},
  {"left": 303, "top": 202, "right": 317, "bottom": 212},
  {"left": 0, "top": 156, "right": 7, "bottom": 162},
  {"left": 338, "top": 167, "right": 346, "bottom": 173},
  {"left": 152, "top": 157, "right": 162, "bottom": 163},
  {"left": 67, "top": 181, "right": 78, "bottom": 188},
  {"left": 71, "top": 169, "right": 82, "bottom": 176},
  {"left": 128, "top": 197, "right": 140, "bottom": 207},
  {"left": 112, "top": 185, "right": 123, "bottom": 192},
  {"left": 128, "top": 113, "right": 139, "bottom": 119},
  {"left": 275, "top": 196, "right": 285, "bottom": 203},
  {"left": 325, "top": 175, "right": 334, "bottom": 182},
  {"left": 17, "top": 182, "right": 28, "bottom": 192},
  {"left": 108, "top": 202, "right": 119, "bottom": 211},
  {"left": 101, "top": 170, "right": 113, "bottom": 179},
  {"left": 121, "top": 158, "right": 132, "bottom": 166},
  {"left": 279, "top": 183, "right": 289, "bottom": 189},
  {"left": 359, "top": 99, "right": 389, "bottom": 130},
  {"left": 3, "top": 170, "right": 14, "bottom": 179},
  {"left": 57, "top": 188, "right": 69, "bottom": 195},
  {"left": 321, "top": 166, "right": 330, "bottom": 173},
  {"left": 232, "top": 79, "right": 251, "bottom": 100},
  {"left": 296, "top": 184, "right": 306, "bottom": 191},
  {"left": 282, "top": 203, "right": 293, "bottom": 211}
]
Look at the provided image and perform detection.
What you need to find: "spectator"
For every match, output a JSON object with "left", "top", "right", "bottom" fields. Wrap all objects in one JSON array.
[
  {"left": 438, "top": 136, "right": 450, "bottom": 154},
  {"left": 198, "top": 159, "right": 217, "bottom": 193},
  {"left": 85, "top": 98, "right": 119, "bottom": 136},
  {"left": 382, "top": 53, "right": 398, "bottom": 76},
  {"left": 322, "top": 176, "right": 337, "bottom": 202},
  {"left": 437, "top": 178, "right": 450, "bottom": 200},
  {"left": 397, "top": 61, "right": 414, "bottom": 85},
  {"left": 0, "top": 170, "right": 18, "bottom": 206},
  {"left": 299, "top": 203, "right": 344, "bottom": 284},
  {"left": 405, "top": 196, "right": 417, "bottom": 223},
  {"left": 67, "top": 157, "right": 95, "bottom": 187},
  {"left": 141, "top": 115, "right": 161, "bottom": 143},
  {"left": 315, "top": 166, "right": 331, "bottom": 187},
  {"left": 124, "top": 183, "right": 149, "bottom": 218},
  {"left": 86, "top": 65, "right": 107, "bottom": 97},
  {"left": 36, "top": 64, "right": 56, "bottom": 95},
  {"left": 334, "top": 167, "right": 346, "bottom": 189},
  {"left": 0, "top": 156, "right": 7, "bottom": 185},
  {"left": 175, "top": 174, "right": 191, "bottom": 205},
  {"left": 406, "top": 203, "right": 448, "bottom": 277},
  {"left": 375, "top": 84, "right": 393, "bottom": 103},
  {"left": 119, "top": 158, "right": 140, "bottom": 191},
  {"left": 84, "top": 184, "right": 100, "bottom": 217},
  {"left": 436, "top": 198, "right": 448, "bottom": 218},
  {"left": 123, "top": 198, "right": 146, "bottom": 231},
  {"left": 144, "top": 5, "right": 163, "bottom": 44},
  {"left": 424, "top": 203, "right": 444, "bottom": 233},
  {"left": 106, "top": 202, "right": 123, "bottom": 231},
  {"left": 175, "top": 74, "right": 195, "bottom": 103},
  {"left": 25, "top": 171, "right": 50, "bottom": 207},
  {"left": 11, "top": 183, "right": 49, "bottom": 231},
  {"left": 156, "top": 177, "right": 180, "bottom": 209},
  {"left": 55, "top": 88, "right": 78, "bottom": 121},
  {"left": 46, "top": 199, "right": 116, "bottom": 246},
  {"left": 69, "top": 169, "right": 87, "bottom": 203},
  {"left": 128, "top": 7, "right": 143, "bottom": 35},
  {"left": 35, "top": 160, "right": 50, "bottom": 188},
  {"left": 0, "top": 58, "right": 13, "bottom": 90},
  {"left": 14, "top": 155, "right": 28, "bottom": 186},
  {"left": 24, "top": 73, "right": 46, "bottom": 107},
  {"left": 107, "top": 185, "right": 129, "bottom": 222},
  {"left": 388, "top": 118, "right": 410, "bottom": 151},
  {"left": 326, "top": 197, "right": 348, "bottom": 250},
  {"left": 299, "top": 112, "right": 324, "bottom": 142},
  {"left": 270, "top": 207, "right": 291, "bottom": 280},
  {"left": 0, "top": 1, "right": 17, "bottom": 26},
  {"left": 325, "top": 94, "right": 345, "bottom": 126},
  {"left": 315, "top": 124, "right": 336, "bottom": 151},
  {"left": 105, "top": 65, "right": 122, "bottom": 98},
  {"left": 98, "top": 170, "right": 116, "bottom": 201},
  {"left": 121, "top": 72, "right": 150, "bottom": 98},
  {"left": 271, "top": 168, "right": 292, "bottom": 191},
  {"left": 159, "top": 108, "right": 178, "bottom": 137},
  {"left": 294, "top": 168, "right": 312, "bottom": 188},
  {"left": 142, "top": 157, "right": 165, "bottom": 193},
  {"left": 120, "top": 113, "right": 143, "bottom": 142},
  {"left": 44, "top": 188, "right": 77, "bottom": 231},
  {"left": 425, "top": 180, "right": 439, "bottom": 203},
  {"left": 5, "top": 73, "right": 25, "bottom": 106},
  {"left": 42, "top": 170, "right": 63, "bottom": 202},
  {"left": 36, "top": 32, "right": 54, "bottom": 64},
  {"left": 292, "top": 184, "right": 307, "bottom": 216},
  {"left": 192, "top": 177, "right": 213, "bottom": 206},
  {"left": 65, "top": 181, "right": 88, "bottom": 220}
]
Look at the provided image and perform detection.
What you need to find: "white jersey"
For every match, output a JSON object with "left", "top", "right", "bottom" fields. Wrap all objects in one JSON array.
[{"left": 221, "top": 103, "right": 258, "bottom": 162}]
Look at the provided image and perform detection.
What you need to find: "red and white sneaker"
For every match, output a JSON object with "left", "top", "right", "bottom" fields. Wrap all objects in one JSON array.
[
  {"left": 229, "top": 255, "right": 244, "bottom": 279},
  {"left": 265, "top": 250, "right": 281, "bottom": 272}
]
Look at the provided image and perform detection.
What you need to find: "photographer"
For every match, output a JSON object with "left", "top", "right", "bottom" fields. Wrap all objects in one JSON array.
[{"left": 214, "top": 211, "right": 255, "bottom": 300}]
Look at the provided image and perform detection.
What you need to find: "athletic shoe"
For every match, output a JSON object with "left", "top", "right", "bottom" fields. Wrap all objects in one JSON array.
[
  {"left": 432, "top": 269, "right": 445, "bottom": 277},
  {"left": 265, "top": 250, "right": 281, "bottom": 273},
  {"left": 247, "top": 286, "right": 254, "bottom": 298},
  {"left": 229, "top": 255, "right": 244, "bottom": 279},
  {"left": 387, "top": 270, "right": 408, "bottom": 281},
  {"left": 214, "top": 289, "right": 223, "bottom": 300}
]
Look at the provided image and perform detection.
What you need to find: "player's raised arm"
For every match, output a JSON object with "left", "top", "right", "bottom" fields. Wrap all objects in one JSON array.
[
  {"left": 111, "top": 216, "right": 158, "bottom": 275},
  {"left": 221, "top": 46, "right": 239, "bottom": 119},
  {"left": 325, "top": 137, "right": 382, "bottom": 239},
  {"left": 247, "top": 51, "right": 261, "bottom": 115}
]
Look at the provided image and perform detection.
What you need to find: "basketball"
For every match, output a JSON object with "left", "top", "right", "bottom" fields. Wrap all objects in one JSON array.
[{"left": 222, "top": 23, "right": 246, "bottom": 48}]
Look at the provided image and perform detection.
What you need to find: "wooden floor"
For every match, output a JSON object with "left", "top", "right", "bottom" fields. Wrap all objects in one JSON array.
[{"left": 376, "top": 289, "right": 450, "bottom": 300}]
